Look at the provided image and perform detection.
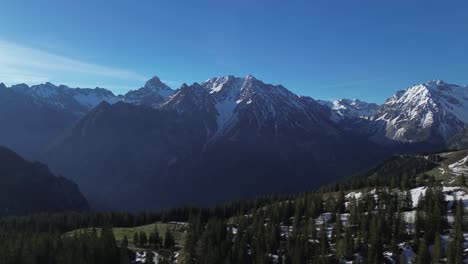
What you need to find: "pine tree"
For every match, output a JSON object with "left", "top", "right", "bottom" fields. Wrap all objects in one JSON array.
[
  {"left": 336, "top": 191, "right": 346, "bottom": 213},
  {"left": 331, "top": 214, "right": 342, "bottom": 244},
  {"left": 399, "top": 253, "right": 407, "bottom": 264},
  {"left": 319, "top": 222, "right": 328, "bottom": 256},
  {"left": 414, "top": 239, "right": 429, "bottom": 264},
  {"left": 431, "top": 233, "right": 442, "bottom": 264},
  {"left": 100, "top": 226, "right": 120, "bottom": 264},
  {"left": 139, "top": 231, "right": 148, "bottom": 247},
  {"left": 149, "top": 224, "right": 161, "bottom": 248},
  {"left": 335, "top": 239, "right": 346, "bottom": 261},
  {"left": 133, "top": 232, "right": 139, "bottom": 246},
  {"left": 120, "top": 235, "right": 130, "bottom": 264},
  {"left": 448, "top": 200, "right": 464, "bottom": 264},
  {"left": 164, "top": 229, "right": 175, "bottom": 249},
  {"left": 413, "top": 208, "right": 423, "bottom": 248},
  {"left": 367, "top": 216, "right": 382, "bottom": 263},
  {"left": 343, "top": 226, "right": 354, "bottom": 259}
]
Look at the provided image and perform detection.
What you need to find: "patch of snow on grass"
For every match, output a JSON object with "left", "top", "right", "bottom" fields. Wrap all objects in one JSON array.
[
  {"left": 410, "top": 187, "right": 427, "bottom": 207},
  {"left": 345, "top": 191, "right": 362, "bottom": 200},
  {"left": 443, "top": 187, "right": 468, "bottom": 209},
  {"left": 403, "top": 210, "right": 416, "bottom": 223},
  {"left": 448, "top": 155, "right": 468, "bottom": 176}
]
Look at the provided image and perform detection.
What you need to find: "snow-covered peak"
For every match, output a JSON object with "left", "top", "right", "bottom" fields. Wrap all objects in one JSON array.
[
  {"left": 203, "top": 75, "right": 238, "bottom": 93},
  {"left": 244, "top": 74, "right": 257, "bottom": 80},
  {"left": 202, "top": 75, "right": 292, "bottom": 103},
  {"left": 144, "top": 76, "right": 172, "bottom": 94},
  {"left": 67, "top": 87, "right": 121, "bottom": 109},
  {"left": 423, "top": 79, "right": 446, "bottom": 89},
  {"left": 7, "top": 82, "right": 122, "bottom": 113},
  {"left": 123, "top": 76, "right": 174, "bottom": 107},
  {"left": 199, "top": 75, "right": 332, "bottom": 136},
  {"left": 29, "top": 83, "right": 63, "bottom": 98},
  {"left": 318, "top": 99, "right": 378, "bottom": 120},
  {"left": 163, "top": 82, "right": 215, "bottom": 115},
  {"left": 374, "top": 80, "right": 468, "bottom": 143},
  {"left": 382, "top": 80, "right": 468, "bottom": 122}
]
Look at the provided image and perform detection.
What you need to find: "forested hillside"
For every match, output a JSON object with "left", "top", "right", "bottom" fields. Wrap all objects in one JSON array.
[
  {"left": 0, "top": 150, "right": 467, "bottom": 263},
  {"left": 0, "top": 146, "right": 89, "bottom": 215}
]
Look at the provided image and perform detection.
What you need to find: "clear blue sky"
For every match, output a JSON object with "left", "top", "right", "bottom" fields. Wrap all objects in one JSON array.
[{"left": 0, "top": 0, "right": 467, "bottom": 103}]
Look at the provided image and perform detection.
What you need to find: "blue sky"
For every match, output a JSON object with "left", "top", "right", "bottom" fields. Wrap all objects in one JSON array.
[{"left": 1, "top": 0, "right": 467, "bottom": 103}]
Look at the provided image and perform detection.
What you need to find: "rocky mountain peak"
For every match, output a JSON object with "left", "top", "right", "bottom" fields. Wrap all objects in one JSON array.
[
  {"left": 319, "top": 98, "right": 379, "bottom": 120},
  {"left": 144, "top": 75, "right": 172, "bottom": 91}
]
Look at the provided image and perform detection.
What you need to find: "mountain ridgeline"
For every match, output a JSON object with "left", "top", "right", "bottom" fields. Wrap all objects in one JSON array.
[
  {"left": 0, "top": 146, "right": 88, "bottom": 215},
  {"left": 0, "top": 76, "right": 467, "bottom": 210},
  {"left": 44, "top": 76, "right": 384, "bottom": 210}
]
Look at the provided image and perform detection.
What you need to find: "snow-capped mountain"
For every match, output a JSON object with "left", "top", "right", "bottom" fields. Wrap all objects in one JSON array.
[
  {"left": 45, "top": 75, "right": 384, "bottom": 210},
  {"left": 201, "top": 75, "right": 338, "bottom": 137},
  {"left": 318, "top": 99, "right": 378, "bottom": 120},
  {"left": 10, "top": 82, "right": 121, "bottom": 115},
  {"left": 4, "top": 76, "right": 468, "bottom": 149},
  {"left": 163, "top": 82, "right": 216, "bottom": 115},
  {"left": 372, "top": 80, "right": 468, "bottom": 144},
  {"left": 124, "top": 76, "right": 174, "bottom": 107},
  {"left": 163, "top": 75, "right": 338, "bottom": 140},
  {"left": 5, "top": 76, "right": 176, "bottom": 115}
]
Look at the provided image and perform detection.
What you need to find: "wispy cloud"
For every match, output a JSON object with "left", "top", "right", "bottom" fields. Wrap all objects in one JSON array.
[{"left": 0, "top": 40, "right": 147, "bottom": 85}]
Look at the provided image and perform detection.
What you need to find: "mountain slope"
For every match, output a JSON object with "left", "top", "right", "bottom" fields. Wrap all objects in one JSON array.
[
  {"left": 200, "top": 75, "right": 339, "bottom": 138},
  {"left": 124, "top": 76, "right": 175, "bottom": 107},
  {"left": 0, "top": 77, "right": 172, "bottom": 160},
  {"left": 0, "top": 146, "right": 89, "bottom": 215},
  {"left": 45, "top": 76, "right": 386, "bottom": 210},
  {"left": 318, "top": 98, "right": 378, "bottom": 120},
  {"left": 11, "top": 82, "right": 121, "bottom": 115},
  {"left": 8, "top": 76, "right": 175, "bottom": 113},
  {"left": 447, "top": 127, "right": 468, "bottom": 150},
  {"left": 45, "top": 101, "right": 209, "bottom": 210},
  {"left": 372, "top": 80, "right": 468, "bottom": 144},
  {"left": 0, "top": 83, "right": 79, "bottom": 159}
]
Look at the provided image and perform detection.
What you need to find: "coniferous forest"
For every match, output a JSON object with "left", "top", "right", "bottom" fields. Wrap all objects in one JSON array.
[{"left": 0, "top": 152, "right": 467, "bottom": 263}]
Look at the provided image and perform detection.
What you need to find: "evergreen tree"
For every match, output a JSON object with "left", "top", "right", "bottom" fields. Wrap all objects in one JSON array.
[
  {"left": 448, "top": 200, "right": 465, "bottom": 264},
  {"left": 133, "top": 232, "right": 140, "bottom": 246},
  {"left": 331, "top": 214, "right": 342, "bottom": 244},
  {"left": 398, "top": 253, "right": 407, "bottom": 264},
  {"left": 319, "top": 222, "right": 329, "bottom": 256},
  {"left": 100, "top": 226, "right": 120, "bottom": 264},
  {"left": 149, "top": 224, "right": 161, "bottom": 248},
  {"left": 139, "top": 231, "right": 148, "bottom": 247},
  {"left": 164, "top": 229, "right": 176, "bottom": 249},
  {"left": 431, "top": 233, "right": 442, "bottom": 264},
  {"left": 120, "top": 235, "right": 130, "bottom": 264},
  {"left": 367, "top": 215, "right": 383, "bottom": 263},
  {"left": 414, "top": 239, "right": 429, "bottom": 264},
  {"left": 336, "top": 191, "right": 346, "bottom": 213}
]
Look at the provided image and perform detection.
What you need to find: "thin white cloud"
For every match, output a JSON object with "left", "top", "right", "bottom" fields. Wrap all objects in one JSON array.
[
  {"left": 0, "top": 68, "right": 49, "bottom": 84},
  {"left": 0, "top": 40, "right": 147, "bottom": 85}
]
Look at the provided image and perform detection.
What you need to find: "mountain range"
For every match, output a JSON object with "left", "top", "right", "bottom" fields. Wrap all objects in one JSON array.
[{"left": 1, "top": 76, "right": 467, "bottom": 210}]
